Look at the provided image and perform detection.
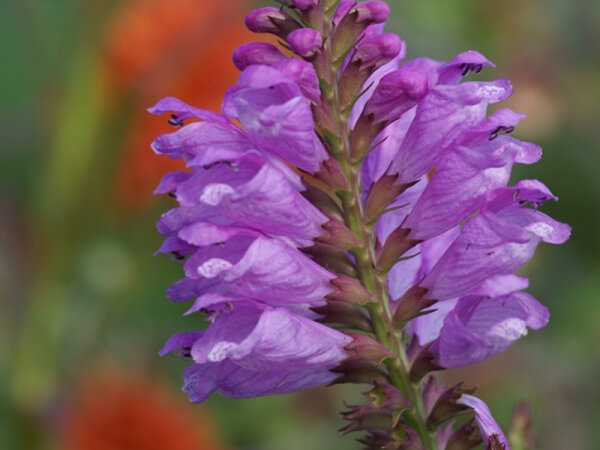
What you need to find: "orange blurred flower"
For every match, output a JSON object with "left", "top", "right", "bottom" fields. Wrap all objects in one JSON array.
[
  {"left": 60, "top": 367, "right": 226, "bottom": 450},
  {"left": 102, "top": 0, "right": 258, "bottom": 212}
]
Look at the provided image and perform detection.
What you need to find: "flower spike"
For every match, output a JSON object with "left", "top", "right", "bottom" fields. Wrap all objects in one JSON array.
[{"left": 152, "top": 1, "right": 569, "bottom": 448}]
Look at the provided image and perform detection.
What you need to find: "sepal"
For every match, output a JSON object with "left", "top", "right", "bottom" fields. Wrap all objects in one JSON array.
[
  {"left": 377, "top": 227, "right": 421, "bottom": 274},
  {"left": 330, "top": 360, "right": 390, "bottom": 385},
  {"left": 301, "top": 183, "right": 343, "bottom": 220},
  {"left": 314, "top": 157, "right": 351, "bottom": 190},
  {"left": 408, "top": 343, "right": 443, "bottom": 382},
  {"left": 316, "top": 218, "right": 362, "bottom": 250},
  {"left": 303, "top": 242, "right": 358, "bottom": 277},
  {"left": 313, "top": 300, "right": 373, "bottom": 331},
  {"left": 446, "top": 419, "right": 483, "bottom": 450},
  {"left": 349, "top": 113, "right": 388, "bottom": 163},
  {"left": 427, "top": 383, "right": 476, "bottom": 427},
  {"left": 345, "top": 333, "right": 392, "bottom": 362},
  {"left": 340, "top": 404, "right": 394, "bottom": 435},
  {"left": 365, "top": 175, "right": 415, "bottom": 223},
  {"left": 392, "top": 286, "right": 436, "bottom": 327},
  {"left": 327, "top": 274, "right": 374, "bottom": 305}
]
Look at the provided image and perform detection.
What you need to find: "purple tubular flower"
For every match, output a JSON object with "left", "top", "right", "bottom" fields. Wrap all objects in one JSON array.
[
  {"left": 161, "top": 302, "right": 351, "bottom": 402},
  {"left": 171, "top": 153, "right": 327, "bottom": 245},
  {"left": 287, "top": 28, "right": 323, "bottom": 58},
  {"left": 435, "top": 291, "right": 548, "bottom": 367},
  {"left": 457, "top": 395, "right": 510, "bottom": 449},
  {"left": 222, "top": 64, "right": 327, "bottom": 173},
  {"left": 390, "top": 79, "right": 513, "bottom": 185},
  {"left": 232, "top": 42, "right": 287, "bottom": 70},
  {"left": 403, "top": 109, "right": 538, "bottom": 240},
  {"left": 421, "top": 181, "right": 570, "bottom": 300},
  {"left": 182, "top": 235, "right": 334, "bottom": 307}
]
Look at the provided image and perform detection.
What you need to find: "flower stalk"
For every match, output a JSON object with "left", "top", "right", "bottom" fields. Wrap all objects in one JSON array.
[{"left": 310, "top": 9, "right": 436, "bottom": 447}]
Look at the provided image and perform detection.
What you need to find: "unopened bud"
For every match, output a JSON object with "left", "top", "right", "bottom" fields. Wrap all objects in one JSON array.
[
  {"left": 245, "top": 7, "right": 299, "bottom": 37},
  {"left": 354, "top": 1, "right": 390, "bottom": 23},
  {"left": 291, "top": 0, "right": 318, "bottom": 10},
  {"left": 352, "top": 33, "right": 404, "bottom": 71},
  {"left": 364, "top": 65, "right": 432, "bottom": 123},
  {"left": 332, "top": 1, "right": 390, "bottom": 64},
  {"left": 287, "top": 28, "right": 323, "bottom": 58},
  {"left": 232, "top": 42, "right": 287, "bottom": 70}
]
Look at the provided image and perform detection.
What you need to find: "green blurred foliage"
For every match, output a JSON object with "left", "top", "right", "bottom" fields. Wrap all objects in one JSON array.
[{"left": 0, "top": 0, "right": 598, "bottom": 449}]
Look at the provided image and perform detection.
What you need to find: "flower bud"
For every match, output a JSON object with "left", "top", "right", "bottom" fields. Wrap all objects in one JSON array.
[
  {"left": 354, "top": 1, "right": 390, "bottom": 23},
  {"left": 332, "top": 1, "right": 390, "bottom": 63},
  {"left": 291, "top": 0, "right": 318, "bottom": 10},
  {"left": 232, "top": 42, "right": 287, "bottom": 70},
  {"left": 352, "top": 32, "right": 404, "bottom": 71},
  {"left": 245, "top": 7, "right": 299, "bottom": 37},
  {"left": 287, "top": 28, "right": 323, "bottom": 58}
]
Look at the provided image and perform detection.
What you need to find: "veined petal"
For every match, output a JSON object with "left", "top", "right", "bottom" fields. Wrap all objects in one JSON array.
[
  {"left": 174, "top": 152, "right": 326, "bottom": 245},
  {"left": 390, "top": 79, "right": 513, "bottom": 184},
  {"left": 223, "top": 64, "right": 327, "bottom": 172},
  {"left": 148, "top": 96, "right": 229, "bottom": 125},
  {"left": 436, "top": 291, "right": 548, "bottom": 367},
  {"left": 184, "top": 235, "right": 334, "bottom": 306},
  {"left": 151, "top": 120, "right": 248, "bottom": 164},
  {"left": 182, "top": 302, "right": 350, "bottom": 402}
]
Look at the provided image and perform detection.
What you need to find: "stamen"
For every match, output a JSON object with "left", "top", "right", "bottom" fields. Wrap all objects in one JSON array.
[
  {"left": 168, "top": 114, "right": 185, "bottom": 127},
  {"left": 459, "top": 63, "right": 484, "bottom": 77},
  {"left": 489, "top": 126, "right": 515, "bottom": 140}
]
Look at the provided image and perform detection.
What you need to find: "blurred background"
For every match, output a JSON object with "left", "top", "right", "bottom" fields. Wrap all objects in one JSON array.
[{"left": 0, "top": 0, "right": 598, "bottom": 448}]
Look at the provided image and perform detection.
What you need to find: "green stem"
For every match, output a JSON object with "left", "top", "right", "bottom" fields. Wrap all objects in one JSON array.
[{"left": 318, "top": 15, "right": 437, "bottom": 450}]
